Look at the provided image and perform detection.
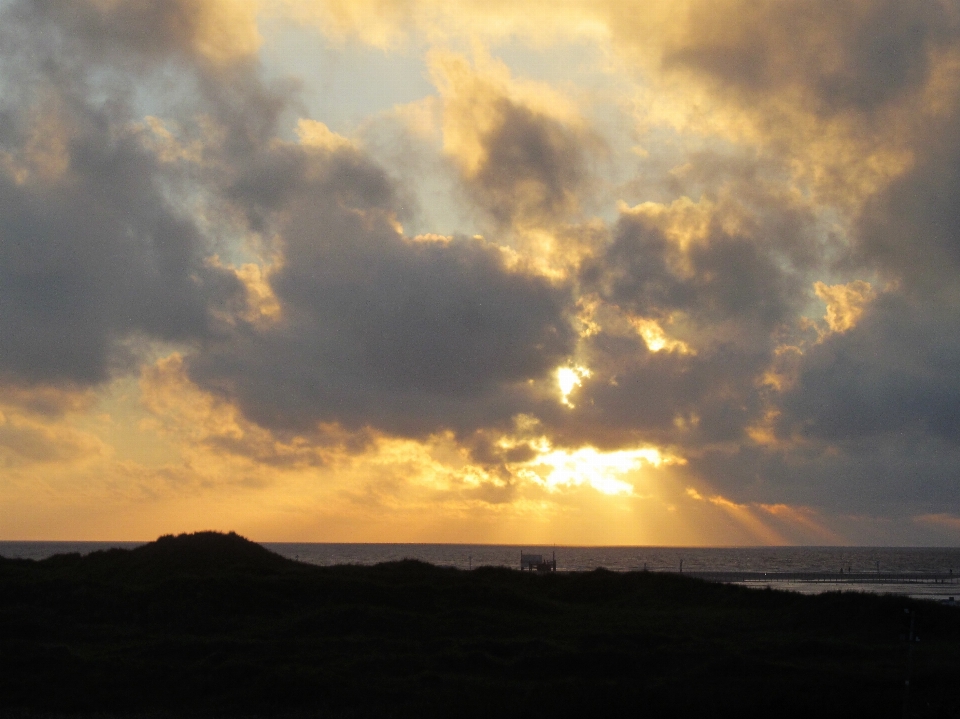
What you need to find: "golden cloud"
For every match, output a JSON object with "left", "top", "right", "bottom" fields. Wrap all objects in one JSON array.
[
  {"left": 271, "top": 0, "right": 940, "bottom": 212},
  {"left": 814, "top": 280, "right": 876, "bottom": 335},
  {"left": 139, "top": 353, "right": 338, "bottom": 468},
  {"left": 296, "top": 118, "right": 356, "bottom": 152}
]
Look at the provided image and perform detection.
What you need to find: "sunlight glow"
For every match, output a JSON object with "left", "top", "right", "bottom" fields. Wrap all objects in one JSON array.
[
  {"left": 630, "top": 317, "right": 692, "bottom": 354},
  {"left": 517, "top": 444, "right": 677, "bottom": 496},
  {"left": 557, "top": 365, "right": 591, "bottom": 407}
]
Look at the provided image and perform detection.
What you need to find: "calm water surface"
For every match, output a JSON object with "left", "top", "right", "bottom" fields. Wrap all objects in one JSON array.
[{"left": 3, "top": 541, "right": 959, "bottom": 601}]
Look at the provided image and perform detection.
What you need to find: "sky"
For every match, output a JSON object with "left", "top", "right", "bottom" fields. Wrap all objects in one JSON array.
[{"left": 2, "top": 0, "right": 960, "bottom": 545}]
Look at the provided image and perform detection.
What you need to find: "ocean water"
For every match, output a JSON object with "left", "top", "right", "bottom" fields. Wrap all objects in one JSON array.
[{"left": 2, "top": 541, "right": 959, "bottom": 601}]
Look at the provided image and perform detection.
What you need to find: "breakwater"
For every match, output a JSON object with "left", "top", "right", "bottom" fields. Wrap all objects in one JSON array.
[{"left": 685, "top": 570, "right": 958, "bottom": 585}]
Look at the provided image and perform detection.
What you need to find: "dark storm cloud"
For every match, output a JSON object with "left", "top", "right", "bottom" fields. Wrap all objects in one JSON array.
[
  {"left": 188, "top": 141, "right": 576, "bottom": 437},
  {"left": 663, "top": 0, "right": 956, "bottom": 114},
  {"left": 580, "top": 338, "right": 768, "bottom": 445}
]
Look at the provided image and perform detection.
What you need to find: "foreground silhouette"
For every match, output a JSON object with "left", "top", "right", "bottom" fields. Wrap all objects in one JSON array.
[{"left": 1, "top": 532, "right": 958, "bottom": 718}]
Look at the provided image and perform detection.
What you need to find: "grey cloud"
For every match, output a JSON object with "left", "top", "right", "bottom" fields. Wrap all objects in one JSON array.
[
  {"left": 533, "top": 331, "right": 772, "bottom": 451},
  {"left": 188, "top": 142, "right": 576, "bottom": 438},
  {"left": 663, "top": 0, "right": 955, "bottom": 115},
  {"left": 0, "top": 0, "right": 579, "bottom": 444},
  {"left": 581, "top": 199, "right": 808, "bottom": 347},
  {"left": 686, "top": 434, "right": 960, "bottom": 519},
  {"left": 19, "top": 0, "right": 230, "bottom": 65},
  {"left": 771, "top": 26, "right": 960, "bottom": 446},
  {"left": 597, "top": 219, "right": 792, "bottom": 334},
  {"left": 777, "top": 293, "right": 960, "bottom": 443},
  {"left": 552, "top": 183, "right": 822, "bottom": 452},
  {"left": 0, "top": 102, "right": 242, "bottom": 386},
  {"left": 464, "top": 98, "right": 593, "bottom": 227},
  {"left": 227, "top": 142, "right": 394, "bottom": 231},
  {"left": 0, "top": 1, "right": 263, "bottom": 387},
  {"left": 10, "top": 0, "right": 297, "bottom": 168},
  {"left": 857, "top": 119, "right": 960, "bottom": 288}
]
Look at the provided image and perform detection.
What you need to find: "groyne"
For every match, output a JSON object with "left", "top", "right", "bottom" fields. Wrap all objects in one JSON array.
[{"left": 685, "top": 570, "right": 957, "bottom": 585}]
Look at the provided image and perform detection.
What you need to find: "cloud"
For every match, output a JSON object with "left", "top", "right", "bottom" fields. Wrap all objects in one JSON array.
[
  {"left": 430, "top": 51, "right": 598, "bottom": 230},
  {"left": 915, "top": 512, "right": 960, "bottom": 534},
  {"left": 659, "top": 0, "right": 954, "bottom": 115},
  {"left": 0, "top": 103, "right": 243, "bottom": 385},
  {"left": 552, "top": 189, "right": 816, "bottom": 451},
  {"left": 603, "top": 1, "right": 941, "bottom": 213},
  {"left": 594, "top": 197, "right": 806, "bottom": 338},
  {"left": 4, "top": 0, "right": 960, "bottom": 542},
  {"left": 814, "top": 280, "right": 876, "bottom": 334},
  {"left": 187, "top": 131, "right": 576, "bottom": 438},
  {"left": 0, "top": 410, "right": 103, "bottom": 466},
  {"left": 856, "top": 111, "right": 960, "bottom": 288},
  {"left": 0, "top": 1, "right": 286, "bottom": 389},
  {"left": 140, "top": 353, "right": 351, "bottom": 468},
  {"left": 21, "top": 0, "right": 262, "bottom": 66},
  {"left": 777, "top": 293, "right": 960, "bottom": 444}
]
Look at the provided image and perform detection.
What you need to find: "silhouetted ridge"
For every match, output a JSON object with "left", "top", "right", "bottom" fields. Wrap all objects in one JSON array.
[
  {"left": 133, "top": 530, "right": 289, "bottom": 571},
  {"left": 2, "top": 538, "right": 959, "bottom": 718},
  {"left": 32, "top": 531, "right": 295, "bottom": 583}
]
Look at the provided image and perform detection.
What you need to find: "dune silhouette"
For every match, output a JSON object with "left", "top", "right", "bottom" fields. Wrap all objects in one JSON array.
[{"left": 1, "top": 532, "right": 959, "bottom": 718}]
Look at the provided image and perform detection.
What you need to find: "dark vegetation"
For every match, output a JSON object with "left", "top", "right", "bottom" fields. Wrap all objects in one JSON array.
[{"left": 1, "top": 532, "right": 958, "bottom": 719}]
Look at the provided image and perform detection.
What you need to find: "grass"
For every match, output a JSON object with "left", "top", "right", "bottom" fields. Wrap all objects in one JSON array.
[{"left": 1, "top": 531, "right": 958, "bottom": 718}]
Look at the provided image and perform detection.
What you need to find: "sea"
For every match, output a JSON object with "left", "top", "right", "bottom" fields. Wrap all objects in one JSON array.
[{"left": 2, "top": 541, "right": 959, "bottom": 602}]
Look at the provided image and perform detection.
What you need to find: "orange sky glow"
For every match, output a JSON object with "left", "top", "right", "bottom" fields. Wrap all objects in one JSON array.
[{"left": 2, "top": 0, "right": 960, "bottom": 546}]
